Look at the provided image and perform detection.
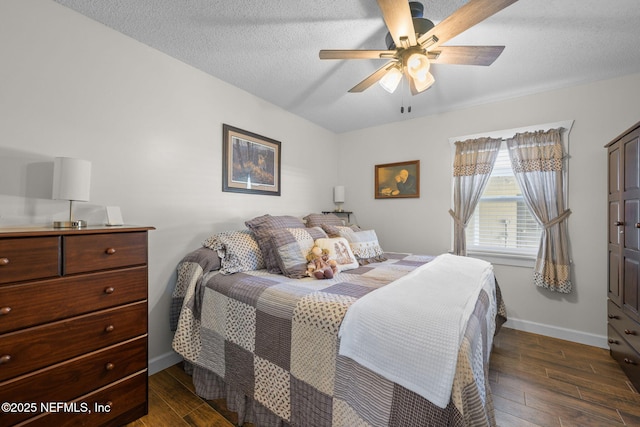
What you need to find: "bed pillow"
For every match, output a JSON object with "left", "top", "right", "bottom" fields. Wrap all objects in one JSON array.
[
  {"left": 321, "top": 223, "right": 361, "bottom": 236},
  {"left": 203, "top": 229, "right": 264, "bottom": 274},
  {"left": 321, "top": 225, "right": 387, "bottom": 265},
  {"left": 245, "top": 214, "right": 306, "bottom": 274},
  {"left": 267, "top": 226, "right": 328, "bottom": 278},
  {"left": 303, "top": 213, "right": 345, "bottom": 228},
  {"left": 314, "top": 237, "right": 359, "bottom": 272},
  {"left": 182, "top": 247, "right": 222, "bottom": 273}
]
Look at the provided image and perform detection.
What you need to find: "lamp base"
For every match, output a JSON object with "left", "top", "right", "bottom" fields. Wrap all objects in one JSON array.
[{"left": 53, "top": 220, "right": 87, "bottom": 229}]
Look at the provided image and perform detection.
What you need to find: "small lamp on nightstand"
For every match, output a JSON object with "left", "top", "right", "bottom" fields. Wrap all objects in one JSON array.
[
  {"left": 334, "top": 185, "right": 345, "bottom": 212},
  {"left": 52, "top": 157, "right": 92, "bottom": 228}
]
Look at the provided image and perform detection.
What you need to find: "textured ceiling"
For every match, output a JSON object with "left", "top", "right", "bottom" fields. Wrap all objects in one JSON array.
[{"left": 53, "top": 0, "right": 640, "bottom": 133}]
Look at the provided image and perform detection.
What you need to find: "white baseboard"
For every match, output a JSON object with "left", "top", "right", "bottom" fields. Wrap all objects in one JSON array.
[
  {"left": 149, "top": 351, "right": 183, "bottom": 375},
  {"left": 504, "top": 318, "right": 608, "bottom": 349}
]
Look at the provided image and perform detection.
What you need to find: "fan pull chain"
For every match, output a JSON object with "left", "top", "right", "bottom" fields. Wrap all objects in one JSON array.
[{"left": 400, "top": 78, "right": 411, "bottom": 114}]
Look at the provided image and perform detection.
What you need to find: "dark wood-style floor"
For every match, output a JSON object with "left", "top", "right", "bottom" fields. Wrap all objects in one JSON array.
[{"left": 126, "top": 328, "right": 640, "bottom": 427}]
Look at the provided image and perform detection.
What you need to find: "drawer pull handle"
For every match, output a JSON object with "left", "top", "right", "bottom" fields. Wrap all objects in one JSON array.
[
  {"left": 608, "top": 338, "right": 619, "bottom": 345},
  {"left": 104, "top": 287, "right": 115, "bottom": 294},
  {"left": 636, "top": 223, "right": 640, "bottom": 229},
  {"left": 624, "top": 329, "right": 637, "bottom": 335},
  {"left": 0, "top": 258, "right": 9, "bottom": 266},
  {"left": 105, "top": 248, "right": 116, "bottom": 255},
  {"left": 0, "top": 307, "right": 11, "bottom": 316},
  {"left": 0, "top": 355, "right": 11, "bottom": 364},
  {"left": 608, "top": 314, "right": 620, "bottom": 319},
  {"left": 614, "top": 221, "right": 624, "bottom": 226},
  {"left": 104, "top": 324, "right": 115, "bottom": 333},
  {"left": 105, "top": 362, "right": 115, "bottom": 371},
  {"left": 624, "top": 358, "right": 637, "bottom": 365}
]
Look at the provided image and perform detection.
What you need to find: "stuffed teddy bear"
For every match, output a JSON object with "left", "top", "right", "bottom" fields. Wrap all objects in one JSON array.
[{"left": 306, "top": 245, "right": 338, "bottom": 279}]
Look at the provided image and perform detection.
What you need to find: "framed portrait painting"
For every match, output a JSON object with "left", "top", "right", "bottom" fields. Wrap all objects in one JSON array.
[
  {"left": 222, "top": 124, "right": 281, "bottom": 196},
  {"left": 375, "top": 160, "right": 420, "bottom": 199}
]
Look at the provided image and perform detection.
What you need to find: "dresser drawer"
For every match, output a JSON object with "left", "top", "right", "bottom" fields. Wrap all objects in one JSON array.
[
  {"left": 20, "top": 371, "right": 148, "bottom": 427},
  {"left": 63, "top": 232, "right": 148, "bottom": 275},
  {"left": 0, "top": 237, "right": 60, "bottom": 284},
  {"left": 608, "top": 299, "right": 640, "bottom": 352},
  {"left": 608, "top": 324, "right": 640, "bottom": 390},
  {"left": 0, "top": 301, "right": 147, "bottom": 381},
  {"left": 0, "top": 336, "right": 146, "bottom": 426},
  {"left": 0, "top": 267, "right": 147, "bottom": 334}
]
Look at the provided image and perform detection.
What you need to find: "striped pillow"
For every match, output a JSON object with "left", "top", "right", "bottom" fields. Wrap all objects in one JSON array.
[
  {"left": 245, "top": 214, "right": 306, "bottom": 274},
  {"left": 267, "top": 227, "right": 328, "bottom": 278},
  {"left": 304, "top": 213, "right": 344, "bottom": 228}
]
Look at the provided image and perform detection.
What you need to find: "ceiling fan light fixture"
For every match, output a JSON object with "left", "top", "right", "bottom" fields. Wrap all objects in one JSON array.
[
  {"left": 406, "top": 52, "right": 430, "bottom": 80},
  {"left": 379, "top": 67, "right": 403, "bottom": 93},
  {"left": 319, "top": 0, "right": 517, "bottom": 96},
  {"left": 413, "top": 71, "right": 435, "bottom": 92}
]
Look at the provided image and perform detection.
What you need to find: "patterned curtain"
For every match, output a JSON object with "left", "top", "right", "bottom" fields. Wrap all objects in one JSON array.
[
  {"left": 506, "top": 128, "right": 572, "bottom": 293},
  {"left": 449, "top": 137, "right": 502, "bottom": 256}
]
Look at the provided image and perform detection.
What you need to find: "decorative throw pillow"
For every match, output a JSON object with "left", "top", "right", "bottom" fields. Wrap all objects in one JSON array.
[
  {"left": 245, "top": 214, "right": 306, "bottom": 274},
  {"left": 267, "top": 227, "right": 328, "bottom": 278},
  {"left": 203, "top": 229, "right": 264, "bottom": 274},
  {"left": 321, "top": 223, "right": 361, "bottom": 237},
  {"left": 314, "top": 237, "right": 359, "bottom": 272},
  {"left": 181, "top": 247, "right": 222, "bottom": 273},
  {"left": 322, "top": 226, "right": 387, "bottom": 265},
  {"left": 303, "top": 213, "right": 344, "bottom": 228}
]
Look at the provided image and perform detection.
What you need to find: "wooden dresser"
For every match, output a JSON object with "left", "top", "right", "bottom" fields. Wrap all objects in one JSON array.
[
  {"left": 0, "top": 225, "right": 153, "bottom": 426},
  {"left": 606, "top": 121, "right": 640, "bottom": 392}
]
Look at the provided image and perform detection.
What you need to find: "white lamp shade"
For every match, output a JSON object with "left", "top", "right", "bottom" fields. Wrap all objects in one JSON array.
[
  {"left": 52, "top": 157, "right": 91, "bottom": 201},
  {"left": 413, "top": 71, "right": 435, "bottom": 93},
  {"left": 379, "top": 67, "right": 402, "bottom": 93},
  {"left": 406, "top": 52, "right": 430, "bottom": 80},
  {"left": 334, "top": 186, "right": 345, "bottom": 203}
]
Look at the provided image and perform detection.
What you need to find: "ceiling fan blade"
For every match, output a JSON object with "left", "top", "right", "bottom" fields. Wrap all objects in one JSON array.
[
  {"left": 319, "top": 50, "right": 396, "bottom": 60},
  {"left": 348, "top": 61, "right": 397, "bottom": 93},
  {"left": 418, "top": 0, "right": 518, "bottom": 50},
  {"left": 377, "top": 0, "right": 417, "bottom": 48},
  {"left": 429, "top": 46, "right": 505, "bottom": 66}
]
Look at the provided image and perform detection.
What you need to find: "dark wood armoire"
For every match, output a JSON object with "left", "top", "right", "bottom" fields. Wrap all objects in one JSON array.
[{"left": 607, "top": 121, "right": 640, "bottom": 392}]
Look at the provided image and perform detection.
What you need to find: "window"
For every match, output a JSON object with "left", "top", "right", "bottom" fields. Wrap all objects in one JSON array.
[
  {"left": 465, "top": 143, "right": 542, "bottom": 257},
  {"left": 450, "top": 120, "right": 572, "bottom": 267}
]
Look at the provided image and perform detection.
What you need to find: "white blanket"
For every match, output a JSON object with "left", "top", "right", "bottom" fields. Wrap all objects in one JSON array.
[{"left": 338, "top": 253, "right": 494, "bottom": 408}]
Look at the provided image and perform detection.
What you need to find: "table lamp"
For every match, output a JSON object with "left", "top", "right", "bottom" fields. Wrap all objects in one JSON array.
[
  {"left": 52, "top": 157, "right": 91, "bottom": 228},
  {"left": 334, "top": 185, "right": 345, "bottom": 212}
]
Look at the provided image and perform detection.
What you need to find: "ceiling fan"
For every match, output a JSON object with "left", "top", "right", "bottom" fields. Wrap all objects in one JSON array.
[{"left": 319, "top": 0, "right": 518, "bottom": 95}]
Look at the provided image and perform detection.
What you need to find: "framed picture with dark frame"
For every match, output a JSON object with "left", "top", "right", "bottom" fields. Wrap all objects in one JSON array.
[
  {"left": 222, "top": 124, "right": 281, "bottom": 196},
  {"left": 375, "top": 160, "right": 420, "bottom": 199}
]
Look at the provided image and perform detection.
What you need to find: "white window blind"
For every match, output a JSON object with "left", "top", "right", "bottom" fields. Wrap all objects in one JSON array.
[{"left": 466, "top": 142, "right": 542, "bottom": 256}]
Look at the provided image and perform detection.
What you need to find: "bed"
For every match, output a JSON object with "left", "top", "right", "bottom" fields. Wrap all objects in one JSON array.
[{"left": 170, "top": 214, "right": 506, "bottom": 427}]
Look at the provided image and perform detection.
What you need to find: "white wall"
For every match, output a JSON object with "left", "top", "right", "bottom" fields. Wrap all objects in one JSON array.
[
  {"left": 337, "top": 72, "right": 640, "bottom": 347},
  {"left": 0, "top": 0, "right": 337, "bottom": 373}
]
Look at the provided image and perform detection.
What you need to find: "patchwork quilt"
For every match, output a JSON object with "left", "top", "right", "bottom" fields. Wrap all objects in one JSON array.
[{"left": 171, "top": 249, "right": 506, "bottom": 427}]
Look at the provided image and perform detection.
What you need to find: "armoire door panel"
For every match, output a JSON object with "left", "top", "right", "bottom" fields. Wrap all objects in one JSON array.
[
  {"left": 609, "top": 145, "right": 621, "bottom": 196},
  {"left": 625, "top": 199, "right": 640, "bottom": 250},
  {"left": 609, "top": 249, "right": 622, "bottom": 305},
  {"left": 624, "top": 254, "right": 640, "bottom": 321},
  {"left": 624, "top": 136, "right": 640, "bottom": 193},
  {"left": 610, "top": 201, "right": 622, "bottom": 245}
]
